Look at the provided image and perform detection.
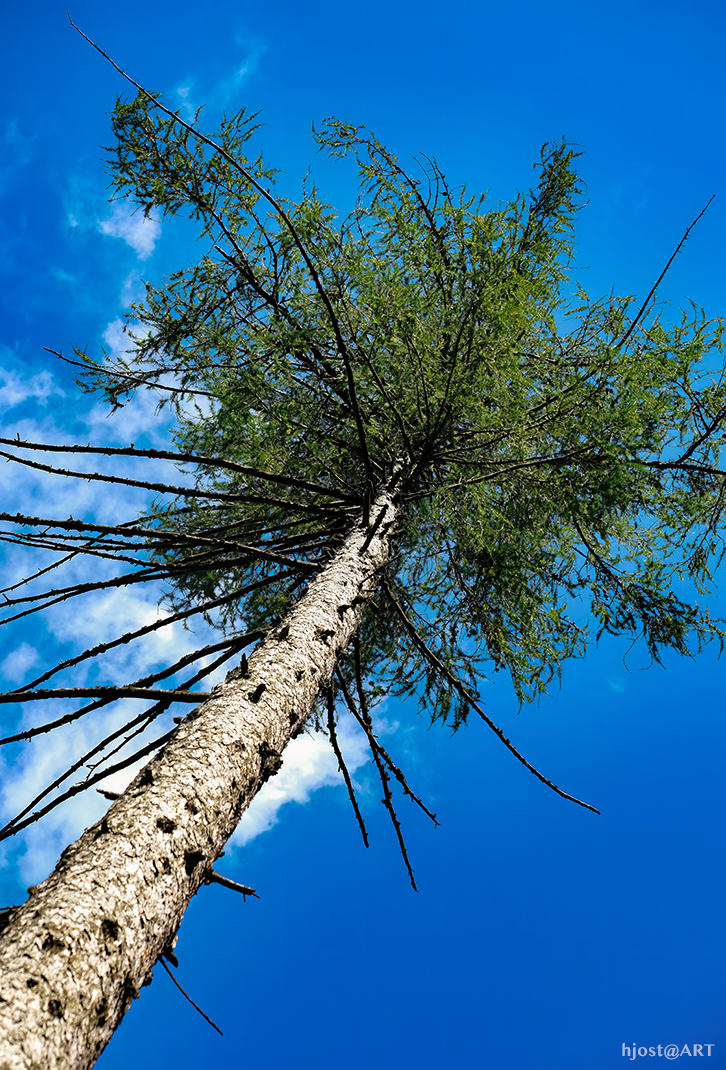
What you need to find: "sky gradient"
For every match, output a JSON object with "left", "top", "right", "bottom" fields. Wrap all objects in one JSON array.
[{"left": 1, "top": 2, "right": 725, "bottom": 1068}]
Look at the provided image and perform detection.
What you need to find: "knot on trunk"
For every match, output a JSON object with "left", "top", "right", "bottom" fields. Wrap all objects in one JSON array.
[{"left": 258, "top": 742, "right": 283, "bottom": 782}]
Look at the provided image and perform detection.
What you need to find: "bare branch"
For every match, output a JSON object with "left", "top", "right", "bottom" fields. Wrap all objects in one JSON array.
[
  {"left": 338, "top": 653, "right": 418, "bottom": 890},
  {"left": 382, "top": 577, "right": 601, "bottom": 815},
  {"left": 0, "top": 687, "right": 208, "bottom": 705},
  {"left": 326, "top": 687, "right": 369, "bottom": 847},
  {"left": 0, "top": 728, "right": 175, "bottom": 841},
  {"left": 0, "top": 447, "right": 346, "bottom": 517},
  {"left": 158, "top": 959, "right": 223, "bottom": 1037},
  {"left": 14, "top": 569, "right": 297, "bottom": 693},
  {"left": 616, "top": 196, "right": 715, "bottom": 350},
  {"left": 0, "top": 640, "right": 248, "bottom": 837},
  {"left": 0, "top": 437, "right": 358, "bottom": 502},
  {"left": 205, "top": 871, "right": 259, "bottom": 898}
]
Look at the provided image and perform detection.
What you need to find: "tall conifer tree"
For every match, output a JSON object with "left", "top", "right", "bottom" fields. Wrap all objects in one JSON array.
[{"left": 0, "top": 38, "right": 723, "bottom": 1067}]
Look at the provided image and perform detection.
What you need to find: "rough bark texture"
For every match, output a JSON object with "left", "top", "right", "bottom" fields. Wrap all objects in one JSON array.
[{"left": 0, "top": 490, "right": 398, "bottom": 1070}]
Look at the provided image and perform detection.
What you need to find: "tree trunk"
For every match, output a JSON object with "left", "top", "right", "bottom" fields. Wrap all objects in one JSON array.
[{"left": 0, "top": 488, "right": 399, "bottom": 1070}]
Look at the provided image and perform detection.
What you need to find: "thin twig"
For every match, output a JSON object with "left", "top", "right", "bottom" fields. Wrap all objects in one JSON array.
[
  {"left": 616, "top": 195, "right": 715, "bottom": 350},
  {"left": 158, "top": 958, "right": 223, "bottom": 1036},
  {"left": 326, "top": 688, "right": 369, "bottom": 847},
  {"left": 0, "top": 448, "right": 342, "bottom": 519},
  {"left": 335, "top": 668, "right": 437, "bottom": 825}
]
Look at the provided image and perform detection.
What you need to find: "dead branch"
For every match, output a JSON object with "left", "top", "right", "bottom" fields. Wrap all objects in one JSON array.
[
  {"left": 383, "top": 577, "right": 601, "bottom": 815},
  {"left": 0, "top": 436, "right": 359, "bottom": 502},
  {"left": 337, "top": 654, "right": 418, "bottom": 890},
  {"left": 158, "top": 958, "right": 223, "bottom": 1036},
  {"left": 205, "top": 871, "right": 259, "bottom": 898},
  {"left": 326, "top": 687, "right": 369, "bottom": 847}
]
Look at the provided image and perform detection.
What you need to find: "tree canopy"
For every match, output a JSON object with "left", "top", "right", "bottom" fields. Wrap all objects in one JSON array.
[
  {"left": 80, "top": 84, "right": 726, "bottom": 704},
  {"left": 0, "top": 59, "right": 724, "bottom": 865}
]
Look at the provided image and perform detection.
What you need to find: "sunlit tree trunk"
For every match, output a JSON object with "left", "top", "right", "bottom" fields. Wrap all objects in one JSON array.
[{"left": 0, "top": 489, "right": 398, "bottom": 1070}]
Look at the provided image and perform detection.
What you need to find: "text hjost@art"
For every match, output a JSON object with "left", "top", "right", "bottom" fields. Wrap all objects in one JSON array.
[{"left": 622, "top": 1044, "right": 715, "bottom": 1059}]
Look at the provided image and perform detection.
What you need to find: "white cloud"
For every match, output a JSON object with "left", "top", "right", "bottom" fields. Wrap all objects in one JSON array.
[
  {"left": 0, "top": 366, "right": 65, "bottom": 410},
  {"left": 231, "top": 714, "right": 371, "bottom": 847},
  {"left": 0, "top": 643, "right": 39, "bottom": 684},
  {"left": 120, "top": 270, "right": 146, "bottom": 308},
  {"left": 101, "top": 317, "right": 154, "bottom": 360},
  {"left": 98, "top": 203, "right": 161, "bottom": 260}
]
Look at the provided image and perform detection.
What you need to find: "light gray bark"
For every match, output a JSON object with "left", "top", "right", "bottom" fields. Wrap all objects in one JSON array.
[{"left": 0, "top": 489, "right": 398, "bottom": 1070}]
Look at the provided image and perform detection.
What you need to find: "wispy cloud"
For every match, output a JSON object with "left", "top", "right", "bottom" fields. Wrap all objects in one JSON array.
[
  {"left": 171, "top": 38, "right": 266, "bottom": 117},
  {"left": 120, "top": 270, "right": 147, "bottom": 308},
  {"left": 0, "top": 119, "right": 35, "bottom": 196},
  {"left": 0, "top": 354, "right": 65, "bottom": 410},
  {"left": 0, "top": 643, "right": 39, "bottom": 684},
  {"left": 98, "top": 203, "right": 161, "bottom": 260},
  {"left": 217, "top": 43, "right": 266, "bottom": 103}
]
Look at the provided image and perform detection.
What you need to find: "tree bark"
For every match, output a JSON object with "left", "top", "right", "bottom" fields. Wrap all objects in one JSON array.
[{"left": 0, "top": 488, "right": 398, "bottom": 1070}]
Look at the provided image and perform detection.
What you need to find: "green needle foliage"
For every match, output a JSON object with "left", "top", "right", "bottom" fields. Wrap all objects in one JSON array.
[{"left": 76, "top": 87, "right": 725, "bottom": 731}]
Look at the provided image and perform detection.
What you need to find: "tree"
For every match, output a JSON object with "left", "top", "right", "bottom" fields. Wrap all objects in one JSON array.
[{"left": 0, "top": 30, "right": 724, "bottom": 1069}]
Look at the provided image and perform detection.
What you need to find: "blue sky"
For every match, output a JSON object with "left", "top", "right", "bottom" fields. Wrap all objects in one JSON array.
[{"left": 1, "top": 2, "right": 725, "bottom": 1068}]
